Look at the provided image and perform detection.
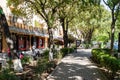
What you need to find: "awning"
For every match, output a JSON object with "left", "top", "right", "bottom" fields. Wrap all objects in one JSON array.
[
  {"left": 53, "top": 36, "right": 64, "bottom": 45},
  {"left": 9, "top": 26, "right": 49, "bottom": 37}
]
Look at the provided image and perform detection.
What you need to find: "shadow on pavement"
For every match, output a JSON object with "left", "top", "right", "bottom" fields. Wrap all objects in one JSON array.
[{"left": 47, "top": 49, "right": 107, "bottom": 80}]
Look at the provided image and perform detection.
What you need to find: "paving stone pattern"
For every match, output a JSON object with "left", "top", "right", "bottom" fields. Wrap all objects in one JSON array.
[{"left": 47, "top": 49, "right": 108, "bottom": 80}]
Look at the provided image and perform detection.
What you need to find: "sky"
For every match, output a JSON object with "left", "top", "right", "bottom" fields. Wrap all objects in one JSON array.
[{"left": 101, "top": 0, "right": 110, "bottom": 11}]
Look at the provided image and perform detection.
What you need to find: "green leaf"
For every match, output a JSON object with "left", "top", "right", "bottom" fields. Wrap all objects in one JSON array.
[{"left": 0, "top": 8, "right": 4, "bottom": 15}]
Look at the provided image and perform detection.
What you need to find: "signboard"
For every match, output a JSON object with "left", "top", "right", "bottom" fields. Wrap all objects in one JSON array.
[{"left": 76, "top": 40, "right": 81, "bottom": 47}]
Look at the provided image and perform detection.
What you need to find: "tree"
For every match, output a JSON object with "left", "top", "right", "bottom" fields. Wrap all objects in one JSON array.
[
  {"left": 92, "top": 6, "right": 111, "bottom": 43},
  {"left": 56, "top": 0, "right": 79, "bottom": 47},
  {"left": 71, "top": 1, "right": 101, "bottom": 45},
  {"left": 103, "top": 0, "right": 120, "bottom": 52}
]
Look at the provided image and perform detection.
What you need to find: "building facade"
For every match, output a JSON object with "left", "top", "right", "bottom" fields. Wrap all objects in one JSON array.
[
  {"left": 0, "top": 0, "right": 64, "bottom": 54},
  {"left": 0, "top": 0, "right": 49, "bottom": 53}
]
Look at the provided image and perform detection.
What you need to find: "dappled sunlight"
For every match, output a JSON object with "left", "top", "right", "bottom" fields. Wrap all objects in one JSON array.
[
  {"left": 87, "top": 65, "right": 98, "bottom": 69},
  {"left": 47, "top": 49, "right": 107, "bottom": 80},
  {"left": 68, "top": 76, "right": 83, "bottom": 80},
  {"left": 47, "top": 62, "right": 104, "bottom": 80}
]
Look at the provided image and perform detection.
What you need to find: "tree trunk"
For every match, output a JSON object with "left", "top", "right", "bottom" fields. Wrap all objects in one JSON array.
[
  {"left": 118, "top": 33, "right": 120, "bottom": 52},
  {"left": 110, "top": 9, "right": 116, "bottom": 54},
  {"left": 110, "top": 21, "right": 115, "bottom": 52},
  {"left": 47, "top": 24, "right": 54, "bottom": 61},
  {"left": 63, "top": 30, "right": 68, "bottom": 47},
  {"left": 60, "top": 17, "right": 68, "bottom": 48},
  {"left": 48, "top": 27, "right": 53, "bottom": 48}
]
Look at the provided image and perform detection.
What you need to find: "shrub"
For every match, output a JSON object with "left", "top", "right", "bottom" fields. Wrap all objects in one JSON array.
[
  {"left": 108, "top": 57, "right": 120, "bottom": 73},
  {"left": 68, "top": 48, "right": 74, "bottom": 53},
  {"left": 21, "top": 56, "right": 30, "bottom": 64},
  {"left": 60, "top": 47, "right": 74, "bottom": 57},
  {"left": 92, "top": 48, "right": 120, "bottom": 79},
  {"left": 35, "top": 58, "right": 56, "bottom": 75},
  {"left": 42, "top": 49, "right": 49, "bottom": 60},
  {"left": 47, "top": 61, "right": 56, "bottom": 72},
  {"left": 91, "top": 48, "right": 110, "bottom": 63},
  {"left": 60, "top": 48, "right": 69, "bottom": 57},
  {"left": 56, "top": 51, "right": 63, "bottom": 60},
  {"left": 0, "top": 69, "right": 19, "bottom": 80},
  {"left": 35, "top": 59, "right": 48, "bottom": 74},
  {"left": 99, "top": 54, "right": 109, "bottom": 67}
]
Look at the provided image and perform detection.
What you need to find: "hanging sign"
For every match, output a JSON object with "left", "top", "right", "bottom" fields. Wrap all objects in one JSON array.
[{"left": 76, "top": 40, "right": 81, "bottom": 47}]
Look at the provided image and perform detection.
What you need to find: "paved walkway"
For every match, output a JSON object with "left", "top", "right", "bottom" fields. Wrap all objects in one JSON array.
[{"left": 47, "top": 49, "right": 108, "bottom": 80}]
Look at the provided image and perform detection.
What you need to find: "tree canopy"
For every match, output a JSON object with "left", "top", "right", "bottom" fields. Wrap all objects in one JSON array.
[{"left": 7, "top": 0, "right": 120, "bottom": 49}]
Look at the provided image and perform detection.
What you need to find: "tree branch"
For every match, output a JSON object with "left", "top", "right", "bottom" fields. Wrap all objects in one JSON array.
[
  {"left": 115, "top": 2, "right": 120, "bottom": 20},
  {"left": 103, "top": 0, "right": 111, "bottom": 10}
]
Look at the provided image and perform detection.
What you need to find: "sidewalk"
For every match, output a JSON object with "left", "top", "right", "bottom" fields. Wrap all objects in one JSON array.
[{"left": 47, "top": 49, "right": 108, "bottom": 80}]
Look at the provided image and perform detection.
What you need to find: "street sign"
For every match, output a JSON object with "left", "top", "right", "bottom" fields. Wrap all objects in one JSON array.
[{"left": 76, "top": 40, "right": 81, "bottom": 47}]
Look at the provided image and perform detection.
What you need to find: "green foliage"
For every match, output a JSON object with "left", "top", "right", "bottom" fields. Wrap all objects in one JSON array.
[
  {"left": 92, "top": 48, "right": 120, "bottom": 78},
  {"left": 21, "top": 56, "right": 30, "bottom": 64},
  {"left": 60, "top": 48, "right": 69, "bottom": 57},
  {"left": 92, "top": 6, "right": 111, "bottom": 43},
  {"left": 104, "top": 0, "right": 120, "bottom": 9},
  {"left": 60, "top": 47, "right": 74, "bottom": 57},
  {"left": 47, "top": 60, "right": 56, "bottom": 71},
  {"left": 7, "top": 0, "right": 27, "bottom": 16},
  {"left": 71, "top": 45, "right": 76, "bottom": 50},
  {"left": 92, "top": 48, "right": 110, "bottom": 63},
  {"left": 43, "top": 49, "right": 49, "bottom": 59},
  {"left": 0, "top": 8, "right": 4, "bottom": 15},
  {"left": 56, "top": 51, "right": 63, "bottom": 60},
  {"left": 69, "top": 48, "right": 74, "bottom": 53},
  {"left": 0, "top": 69, "right": 19, "bottom": 80},
  {"left": 68, "top": 34, "right": 75, "bottom": 43},
  {"left": 35, "top": 58, "right": 48, "bottom": 74},
  {"left": 35, "top": 58, "right": 56, "bottom": 75},
  {"left": 103, "top": 0, "right": 120, "bottom": 51},
  {"left": 96, "top": 35, "right": 109, "bottom": 42}
]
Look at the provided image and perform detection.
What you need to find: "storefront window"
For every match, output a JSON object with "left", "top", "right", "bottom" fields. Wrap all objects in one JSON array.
[
  {"left": 37, "top": 38, "right": 44, "bottom": 48},
  {"left": 11, "top": 33, "right": 17, "bottom": 50},
  {"left": 18, "top": 36, "right": 26, "bottom": 50},
  {"left": 26, "top": 36, "right": 30, "bottom": 50},
  {"left": 31, "top": 36, "right": 37, "bottom": 48},
  {"left": 39, "top": 39, "right": 42, "bottom": 46}
]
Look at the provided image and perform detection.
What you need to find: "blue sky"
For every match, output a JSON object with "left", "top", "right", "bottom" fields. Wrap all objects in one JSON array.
[{"left": 101, "top": 0, "right": 110, "bottom": 10}]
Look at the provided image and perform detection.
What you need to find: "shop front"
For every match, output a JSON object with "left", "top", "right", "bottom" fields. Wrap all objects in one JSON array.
[
  {"left": 37, "top": 37, "right": 45, "bottom": 48},
  {"left": 18, "top": 35, "right": 27, "bottom": 51}
]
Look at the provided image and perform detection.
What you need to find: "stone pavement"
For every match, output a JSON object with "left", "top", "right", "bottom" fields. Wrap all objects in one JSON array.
[{"left": 47, "top": 49, "right": 108, "bottom": 80}]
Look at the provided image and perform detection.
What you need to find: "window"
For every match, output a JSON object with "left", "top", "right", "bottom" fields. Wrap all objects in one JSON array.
[{"left": 18, "top": 36, "right": 26, "bottom": 51}]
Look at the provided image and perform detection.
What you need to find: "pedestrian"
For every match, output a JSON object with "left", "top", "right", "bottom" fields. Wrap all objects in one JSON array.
[{"left": 19, "top": 53, "right": 24, "bottom": 59}]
